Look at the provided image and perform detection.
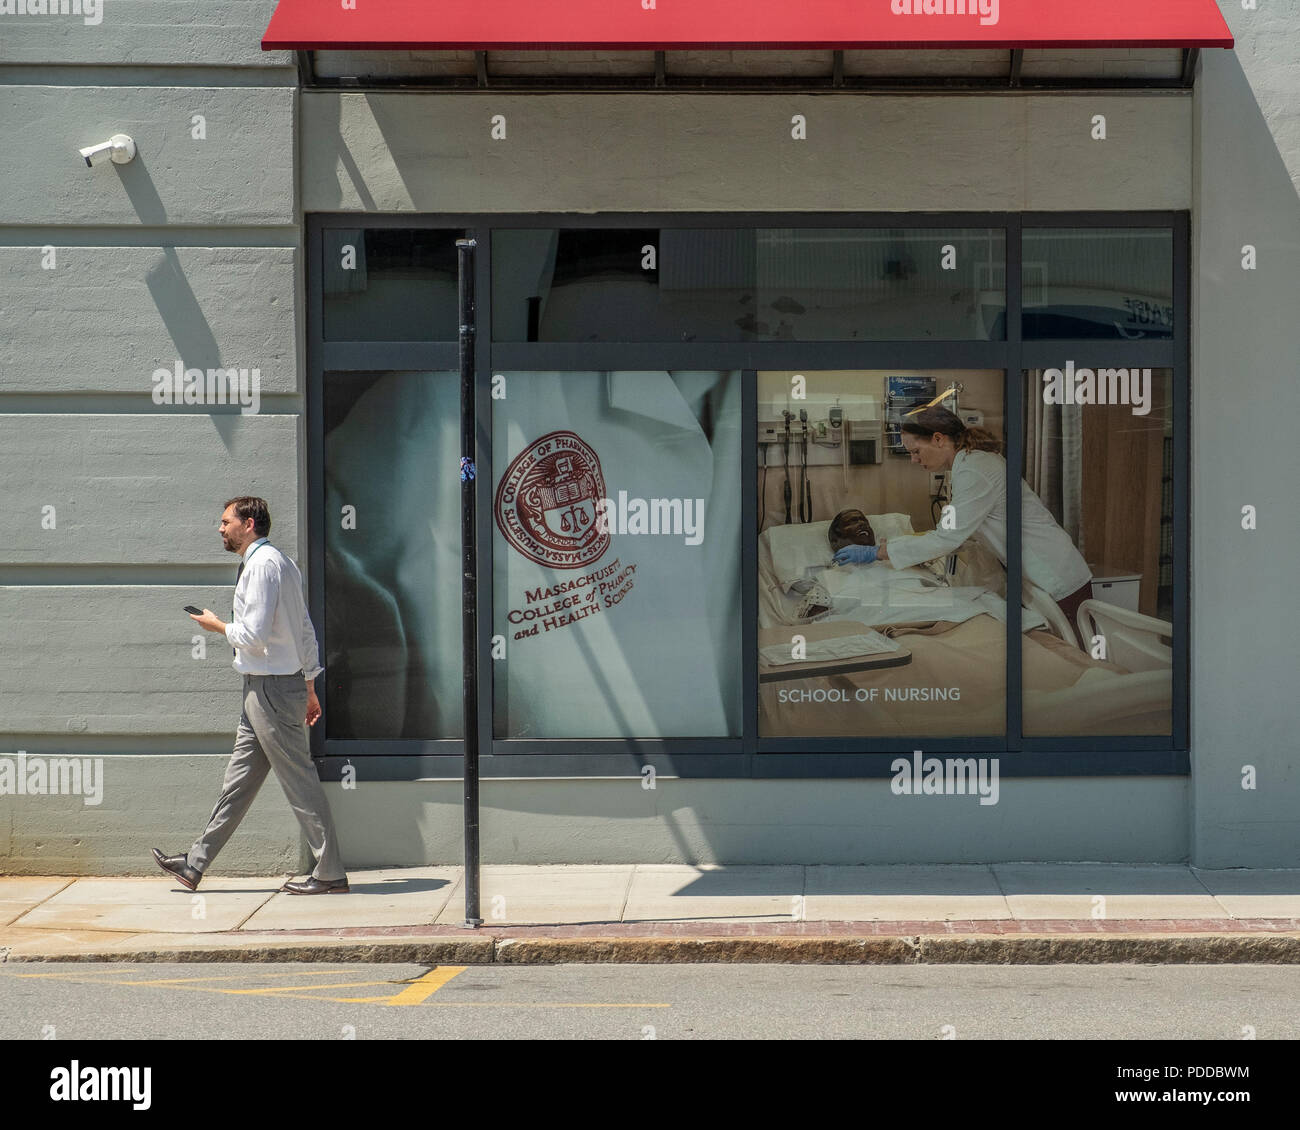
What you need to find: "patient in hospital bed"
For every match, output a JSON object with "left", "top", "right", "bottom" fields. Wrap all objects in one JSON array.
[
  {"left": 758, "top": 514, "right": 1171, "bottom": 737},
  {"left": 827, "top": 509, "right": 876, "bottom": 553},
  {"left": 761, "top": 513, "right": 1043, "bottom": 633}
]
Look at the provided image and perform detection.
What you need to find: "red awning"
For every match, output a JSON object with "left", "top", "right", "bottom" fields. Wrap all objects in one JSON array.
[{"left": 263, "top": 0, "right": 1233, "bottom": 53}]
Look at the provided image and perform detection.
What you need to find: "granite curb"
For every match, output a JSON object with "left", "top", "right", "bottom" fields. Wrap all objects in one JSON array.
[{"left": 4, "top": 931, "right": 1300, "bottom": 965}]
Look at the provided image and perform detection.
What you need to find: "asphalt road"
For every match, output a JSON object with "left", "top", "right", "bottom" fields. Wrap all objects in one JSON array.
[{"left": 2, "top": 961, "right": 1297, "bottom": 1041}]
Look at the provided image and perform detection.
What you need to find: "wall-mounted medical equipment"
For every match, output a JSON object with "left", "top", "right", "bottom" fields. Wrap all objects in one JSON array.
[
  {"left": 845, "top": 415, "right": 883, "bottom": 466},
  {"left": 758, "top": 393, "right": 883, "bottom": 522},
  {"left": 884, "top": 376, "right": 937, "bottom": 453},
  {"left": 758, "top": 393, "right": 880, "bottom": 468}
]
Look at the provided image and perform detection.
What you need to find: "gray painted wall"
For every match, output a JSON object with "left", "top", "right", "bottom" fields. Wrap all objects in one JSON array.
[
  {"left": 0, "top": 246, "right": 297, "bottom": 394},
  {"left": 0, "top": 87, "right": 294, "bottom": 226},
  {"left": 0, "top": 0, "right": 293, "bottom": 66},
  {"left": 1190, "top": 3, "right": 1300, "bottom": 867},
  {"left": 302, "top": 92, "right": 1191, "bottom": 214},
  {"left": 0, "top": 415, "right": 300, "bottom": 565}
]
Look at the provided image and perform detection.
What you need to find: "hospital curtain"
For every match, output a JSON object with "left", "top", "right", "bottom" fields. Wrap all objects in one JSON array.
[{"left": 1023, "top": 387, "right": 1085, "bottom": 554}]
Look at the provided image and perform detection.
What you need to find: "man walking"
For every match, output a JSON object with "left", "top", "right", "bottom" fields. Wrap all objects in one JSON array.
[{"left": 152, "top": 496, "right": 349, "bottom": 894}]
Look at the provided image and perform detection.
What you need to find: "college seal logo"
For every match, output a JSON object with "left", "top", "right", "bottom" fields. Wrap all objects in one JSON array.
[{"left": 494, "top": 430, "right": 611, "bottom": 569}]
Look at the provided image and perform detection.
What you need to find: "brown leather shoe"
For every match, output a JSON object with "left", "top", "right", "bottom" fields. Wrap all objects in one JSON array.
[
  {"left": 152, "top": 848, "right": 202, "bottom": 891},
  {"left": 281, "top": 875, "right": 349, "bottom": 895}
]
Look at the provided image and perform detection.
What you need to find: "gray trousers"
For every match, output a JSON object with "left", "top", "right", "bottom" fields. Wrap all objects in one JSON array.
[{"left": 189, "top": 672, "right": 345, "bottom": 881}]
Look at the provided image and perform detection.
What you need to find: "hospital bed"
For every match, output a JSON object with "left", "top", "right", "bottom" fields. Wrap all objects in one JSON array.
[{"left": 757, "top": 515, "right": 1173, "bottom": 738}]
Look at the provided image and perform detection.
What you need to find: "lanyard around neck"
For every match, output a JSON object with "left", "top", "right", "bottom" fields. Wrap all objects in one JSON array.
[{"left": 238, "top": 540, "right": 269, "bottom": 576}]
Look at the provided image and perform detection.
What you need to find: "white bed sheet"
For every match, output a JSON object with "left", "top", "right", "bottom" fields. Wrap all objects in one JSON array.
[{"left": 765, "top": 561, "right": 1048, "bottom": 633}]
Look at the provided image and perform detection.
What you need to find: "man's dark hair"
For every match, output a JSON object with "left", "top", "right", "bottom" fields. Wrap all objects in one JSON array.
[{"left": 223, "top": 496, "right": 271, "bottom": 538}]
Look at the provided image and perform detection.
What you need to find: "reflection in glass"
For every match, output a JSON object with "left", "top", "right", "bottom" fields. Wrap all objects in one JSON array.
[
  {"left": 756, "top": 370, "right": 1006, "bottom": 739},
  {"left": 323, "top": 229, "right": 462, "bottom": 341},
  {"left": 323, "top": 371, "right": 463, "bottom": 739},
  {"left": 1021, "top": 368, "right": 1173, "bottom": 737},
  {"left": 1020, "top": 229, "right": 1173, "bottom": 340},
  {"left": 493, "top": 229, "right": 1005, "bottom": 342},
  {"left": 493, "top": 371, "right": 741, "bottom": 738}
]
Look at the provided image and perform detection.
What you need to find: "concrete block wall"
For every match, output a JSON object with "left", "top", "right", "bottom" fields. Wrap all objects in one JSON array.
[{"left": 0, "top": 0, "right": 313, "bottom": 876}]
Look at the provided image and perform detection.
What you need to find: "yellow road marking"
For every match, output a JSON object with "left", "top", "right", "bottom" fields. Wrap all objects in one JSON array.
[
  {"left": 0, "top": 968, "right": 669, "bottom": 1008},
  {"left": 1, "top": 974, "right": 399, "bottom": 997},
  {"left": 225, "top": 980, "right": 401, "bottom": 995},
  {"left": 385, "top": 965, "right": 467, "bottom": 1006},
  {"left": 5, "top": 967, "right": 380, "bottom": 982},
  {"left": 415, "top": 1001, "right": 670, "bottom": 1008},
  {"left": 50, "top": 970, "right": 385, "bottom": 986},
  {"left": 280, "top": 998, "right": 669, "bottom": 1007}
]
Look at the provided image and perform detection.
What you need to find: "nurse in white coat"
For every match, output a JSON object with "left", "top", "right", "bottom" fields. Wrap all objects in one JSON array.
[{"left": 841, "top": 406, "right": 1093, "bottom": 639}]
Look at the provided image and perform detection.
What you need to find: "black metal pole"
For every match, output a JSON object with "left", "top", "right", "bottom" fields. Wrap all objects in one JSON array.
[{"left": 456, "top": 238, "right": 482, "bottom": 927}]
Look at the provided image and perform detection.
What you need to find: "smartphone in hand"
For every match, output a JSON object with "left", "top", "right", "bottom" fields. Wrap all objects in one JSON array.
[{"left": 183, "top": 605, "right": 204, "bottom": 615}]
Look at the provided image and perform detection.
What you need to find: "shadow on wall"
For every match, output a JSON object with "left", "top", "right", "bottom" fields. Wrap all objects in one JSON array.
[
  {"left": 121, "top": 145, "right": 246, "bottom": 454},
  {"left": 114, "top": 144, "right": 167, "bottom": 224},
  {"left": 1198, "top": 47, "right": 1300, "bottom": 260},
  {"left": 304, "top": 89, "right": 376, "bottom": 210}
]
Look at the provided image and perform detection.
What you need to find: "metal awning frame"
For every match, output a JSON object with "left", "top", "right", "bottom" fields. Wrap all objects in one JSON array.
[{"left": 295, "top": 47, "right": 1202, "bottom": 92}]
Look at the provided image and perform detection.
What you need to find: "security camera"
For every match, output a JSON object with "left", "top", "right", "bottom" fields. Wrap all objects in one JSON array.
[{"left": 79, "top": 134, "right": 136, "bottom": 167}]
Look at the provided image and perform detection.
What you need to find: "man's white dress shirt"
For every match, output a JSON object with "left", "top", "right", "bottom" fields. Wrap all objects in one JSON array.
[
  {"left": 225, "top": 537, "right": 324, "bottom": 680},
  {"left": 883, "top": 449, "right": 1092, "bottom": 601}
]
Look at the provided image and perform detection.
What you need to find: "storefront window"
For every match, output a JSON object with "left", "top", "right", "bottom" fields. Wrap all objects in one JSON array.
[
  {"left": 493, "top": 228, "right": 1006, "bottom": 342},
  {"left": 323, "top": 370, "right": 463, "bottom": 739},
  {"left": 323, "top": 228, "right": 462, "bottom": 341},
  {"left": 1020, "top": 367, "right": 1174, "bottom": 737},
  {"left": 312, "top": 213, "right": 1187, "bottom": 767},
  {"left": 492, "top": 370, "right": 742, "bottom": 738},
  {"left": 757, "top": 370, "right": 1007, "bottom": 738},
  {"left": 1021, "top": 228, "right": 1173, "bottom": 340}
]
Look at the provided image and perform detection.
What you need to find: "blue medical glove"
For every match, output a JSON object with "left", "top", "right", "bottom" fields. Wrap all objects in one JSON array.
[{"left": 833, "top": 544, "right": 879, "bottom": 565}]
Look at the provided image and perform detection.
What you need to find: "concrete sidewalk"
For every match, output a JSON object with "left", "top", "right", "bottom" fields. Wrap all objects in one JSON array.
[{"left": 3, "top": 864, "right": 1300, "bottom": 964}]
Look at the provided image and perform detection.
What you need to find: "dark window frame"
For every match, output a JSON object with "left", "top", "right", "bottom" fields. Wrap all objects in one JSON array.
[{"left": 306, "top": 211, "right": 1190, "bottom": 781}]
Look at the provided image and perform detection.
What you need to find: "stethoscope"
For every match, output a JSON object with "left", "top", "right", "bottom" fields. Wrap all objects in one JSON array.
[
  {"left": 781, "top": 412, "right": 793, "bottom": 525},
  {"left": 798, "top": 409, "right": 812, "bottom": 524},
  {"left": 780, "top": 410, "right": 814, "bottom": 525}
]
